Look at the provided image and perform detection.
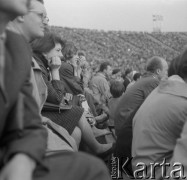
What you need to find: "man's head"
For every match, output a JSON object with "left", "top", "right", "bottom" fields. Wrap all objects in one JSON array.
[
  {"left": 22, "top": 0, "right": 48, "bottom": 41},
  {"left": 146, "top": 56, "right": 168, "bottom": 80},
  {"left": 0, "top": 0, "right": 30, "bottom": 19},
  {"left": 99, "top": 62, "right": 112, "bottom": 78}
]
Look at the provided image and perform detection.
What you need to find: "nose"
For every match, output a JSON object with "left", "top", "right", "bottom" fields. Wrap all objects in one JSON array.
[{"left": 59, "top": 51, "right": 63, "bottom": 59}]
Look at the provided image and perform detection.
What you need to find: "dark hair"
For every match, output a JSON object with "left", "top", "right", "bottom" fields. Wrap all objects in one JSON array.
[
  {"left": 99, "top": 62, "right": 111, "bottom": 72},
  {"left": 78, "top": 51, "right": 85, "bottom": 57},
  {"left": 168, "top": 57, "right": 180, "bottom": 77},
  {"left": 61, "top": 41, "right": 78, "bottom": 61},
  {"left": 133, "top": 73, "right": 141, "bottom": 81},
  {"left": 125, "top": 68, "right": 132, "bottom": 76},
  {"left": 170, "top": 49, "right": 187, "bottom": 79},
  {"left": 110, "top": 81, "right": 124, "bottom": 98},
  {"left": 36, "top": 0, "right": 44, "bottom": 4},
  {"left": 146, "top": 56, "right": 163, "bottom": 73},
  {"left": 31, "top": 32, "right": 64, "bottom": 53},
  {"left": 112, "top": 68, "right": 121, "bottom": 75}
]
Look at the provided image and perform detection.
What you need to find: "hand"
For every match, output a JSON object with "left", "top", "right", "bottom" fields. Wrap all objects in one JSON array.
[
  {"left": 48, "top": 56, "right": 61, "bottom": 71},
  {"left": 64, "top": 93, "right": 73, "bottom": 101},
  {"left": 0, "top": 154, "right": 36, "bottom": 180}
]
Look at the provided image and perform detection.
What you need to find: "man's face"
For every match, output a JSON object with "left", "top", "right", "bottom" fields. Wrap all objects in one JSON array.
[
  {"left": 23, "top": 0, "right": 48, "bottom": 40},
  {"left": 105, "top": 65, "right": 112, "bottom": 78},
  {"left": 0, "top": 0, "right": 30, "bottom": 17}
]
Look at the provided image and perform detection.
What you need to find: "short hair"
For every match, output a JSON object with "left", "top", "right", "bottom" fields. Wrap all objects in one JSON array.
[
  {"left": 125, "top": 68, "right": 132, "bottom": 76},
  {"left": 133, "top": 72, "right": 141, "bottom": 81},
  {"left": 31, "top": 31, "right": 64, "bottom": 53},
  {"left": 146, "top": 56, "right": 163, "bottom": 73},
  {"left": 112, "top": 68, "right": 121, "bottom": 75},
  {"left": 61, "top": 41, "right": 78, "bottom": 61},
  {"left": 77, "top": 51, "right": 85, "bottom": 57},
  {"left": 110, "top": 81, "right": 124, "bottom": 98},
  {"left": 99, "top": 62, "right": 111, "bottom": 72},
  {"left": 168, "top": 57, "right": 180, "bottom": 77},
  {"left": 170, "top": 48, "right": 187, "bottom": 79}
]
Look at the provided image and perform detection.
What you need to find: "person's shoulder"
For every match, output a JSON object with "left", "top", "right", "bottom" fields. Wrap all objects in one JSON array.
[{"left": 6, "top": 29, "right": 30, "bottom": 50}]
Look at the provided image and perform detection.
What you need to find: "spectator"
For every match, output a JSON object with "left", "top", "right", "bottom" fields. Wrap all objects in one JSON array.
[
  {"left": 122, "top": 68, "right": 133, "bottom": 92},
  {"left": 90, "top": 61, "right": 112, "bottom": 106},
  {"left": 132, "top": 50, "right": 187, "bottom": 179},
  {"left": 32, "top": 32, "right": 113, "bottom": 155},
  {"left": 114, "top": 56, "right": 168, "bottom": 175},
  {"left": 0, "top": 0, "right": 112, "bottom": 180},
  {"left": 108, "top": 81, "right": 124, "bottom": 127},
  {"left": 127, "top": 72, "right": 141, "bottom": 89}
]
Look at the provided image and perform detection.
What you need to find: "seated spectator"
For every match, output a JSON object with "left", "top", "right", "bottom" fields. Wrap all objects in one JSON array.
[
  {"left": 0, "top": 0, "right": 111, "bottom": 180},
  {"left": 126, "top": 72, "right": 141, "bottom": 89},
  {"left": 31, "top": 32, "right": 113, "bottom": 155},
  {"left": 108, "top": 81, "right": 124, "bottom": 127},
  {"left": 59, "top": 41, "right": 99, "bottom": 117},
  {"left": 114, "top": 56, "right": 168, "bottom": 175},
  {"left": 132, "top": 51, "right": 187, "bottom": 179}
]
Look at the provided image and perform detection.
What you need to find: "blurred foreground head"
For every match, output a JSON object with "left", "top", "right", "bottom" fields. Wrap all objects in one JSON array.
[{"left": 0, "top": 0, "right": 31, "bottom": 19}]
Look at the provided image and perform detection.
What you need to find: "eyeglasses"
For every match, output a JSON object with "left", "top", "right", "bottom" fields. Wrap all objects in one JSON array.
[{"left": 29, "top": 10, "right": 49, "bottom": 22}]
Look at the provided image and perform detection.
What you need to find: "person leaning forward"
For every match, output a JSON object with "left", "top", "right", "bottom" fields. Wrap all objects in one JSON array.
[{"left": 0, "top": 0, "right": 111, "bottom": 180}]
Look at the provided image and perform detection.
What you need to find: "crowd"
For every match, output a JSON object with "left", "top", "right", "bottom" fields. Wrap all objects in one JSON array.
[
  {"left": 1, "top": 0, "right": 187, "bottom": 180},
  {"left": 51, "top": 26, "right": 187, "bottom": 73}
]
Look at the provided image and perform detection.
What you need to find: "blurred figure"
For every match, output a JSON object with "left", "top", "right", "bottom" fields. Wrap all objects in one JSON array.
[
  {"left": 90, "top": 61, "right": 112, "bottom": 107},
  {"left": 110, "top": 68, "right": 123, "bottom": 83},
  {"left": 132, "top": 50, "right": 187, "bottom": 179},
  {"left": 0, "top": 0, "right": 112, "bottom": 180},
  {"left": 108, "top": 81, "right": 124, "bottom": 127},
  {"left": 114, "top": 56, "right": 168, "bottom": 176},
  {"left": 122, "top": 68, "right": 133, "bottom": 92},
  {"left": 126, "top": 72, "right": 141, "bottom": 89}
]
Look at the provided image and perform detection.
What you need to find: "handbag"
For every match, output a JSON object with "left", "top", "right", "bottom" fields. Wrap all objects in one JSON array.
[{"left": 42, "top": 102, "right": 72, "bottom": 113}]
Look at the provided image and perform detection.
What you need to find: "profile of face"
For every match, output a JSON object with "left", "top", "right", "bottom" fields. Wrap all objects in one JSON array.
[
  {"left": 0, "top": 0, "right": 30, "bottom": 16},
  {"left": 44, "top": 43, "right": 63, "bottom": 65},
  {"left": 105, "top": 65, "right": 112, "bottom": 78},
  {"left": 157, "top": 60, "right": 168, "bottom": 80},
  {"left": 70, "top": 54, "right": 79, "bottom": 67},
  {"left": 24, "top": 0, "right": 48, "bottom": 40}
]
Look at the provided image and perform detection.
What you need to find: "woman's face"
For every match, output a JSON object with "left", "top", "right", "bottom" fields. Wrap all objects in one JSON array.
[{"left": 44, "top": 43, "right": 63, "bottom": 63}]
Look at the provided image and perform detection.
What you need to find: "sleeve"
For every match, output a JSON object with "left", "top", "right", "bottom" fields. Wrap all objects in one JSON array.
[
  {"left": 4, "top": 74, "right": 47, "bottom": 165},
  {"left": 99, "top": 79, "right": 112, "bottom": 104},
  {"left": 60, "top": 65, "right": 83, "bottom": 95},
  {"left": 40, "top": 63, "right": 65, "bottom": 105}
]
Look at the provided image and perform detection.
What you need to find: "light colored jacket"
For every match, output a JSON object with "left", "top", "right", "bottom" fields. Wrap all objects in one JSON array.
[
  {"left": 132, "top": 75, "right": 187, "bottom": 179},
  {"left": 31, "top": 58, "right": 77, "bottom": 152},
  {"left": 90, "top": 72, "right": 111, "bottom": 104}
]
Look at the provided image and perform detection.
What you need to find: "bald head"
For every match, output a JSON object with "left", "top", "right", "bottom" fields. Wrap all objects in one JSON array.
[{"left": 146, "top": 56, "right": 168, "bottom": 80}]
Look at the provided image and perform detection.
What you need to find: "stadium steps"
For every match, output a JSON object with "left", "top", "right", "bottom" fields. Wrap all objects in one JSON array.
[{"left": 146, "top": 33, "right": 179, "bottom": 53}]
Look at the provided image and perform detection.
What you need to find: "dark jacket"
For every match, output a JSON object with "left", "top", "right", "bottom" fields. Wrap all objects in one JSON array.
[
  {"left": 0, "top": 30, "right": 47, "bottom": 169},
  {"left": 59, "top": 61, "right": 83, "bottom": 95},
  {"left": 33, "top": 53, "right": 66, "bottom": 105}
]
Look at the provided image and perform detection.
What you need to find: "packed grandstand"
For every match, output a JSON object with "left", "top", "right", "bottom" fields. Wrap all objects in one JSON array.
[{"left": 51, "top": 26, "right": 187, "bottom": 73}]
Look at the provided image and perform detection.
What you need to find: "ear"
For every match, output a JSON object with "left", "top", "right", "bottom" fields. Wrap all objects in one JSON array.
[
  {"left": 156, "top": 69, "right": 160, "bottom": 75},
  {"left": 17, "top": 16, "right": 24, "bottom": 23}
]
